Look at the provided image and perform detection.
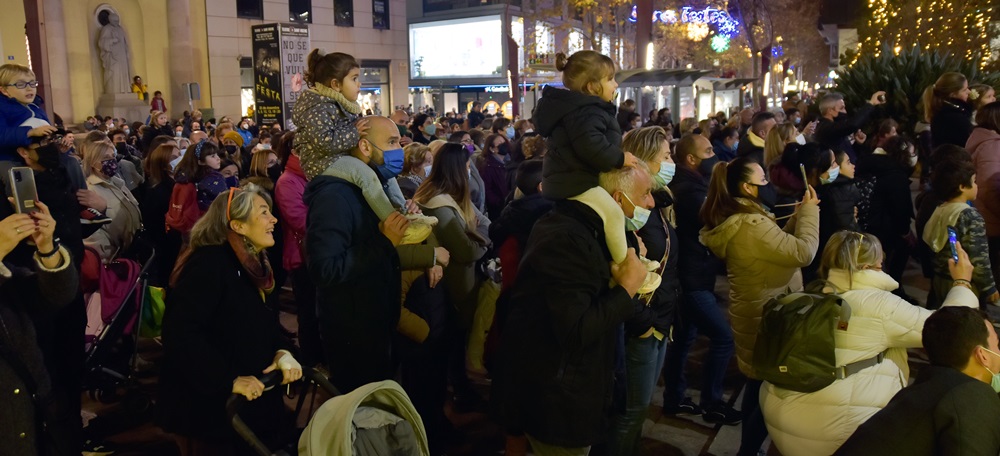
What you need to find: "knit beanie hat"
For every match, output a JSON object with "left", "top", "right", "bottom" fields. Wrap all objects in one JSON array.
[{"left": 223, "top": 131, "right": 244, "bottom": 148}]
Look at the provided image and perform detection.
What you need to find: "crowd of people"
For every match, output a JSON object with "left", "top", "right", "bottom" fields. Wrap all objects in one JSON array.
[{"left": 2, "top": 46, "right": 1000, "bottom": 456}]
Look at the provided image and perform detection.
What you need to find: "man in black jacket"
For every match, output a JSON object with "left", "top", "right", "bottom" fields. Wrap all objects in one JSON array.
[
  {"left": 815, "top": 91, "right": 885, "bottom": 162},
  {"left": 496, "top": 166, "right": 647, "bottom": 454},
  {"left": 835, "top": 307, "right": 1000, "bottom": 455},
  {"left": 304, "top": 118, "right": 408, "bottom": 393},
  {"left": 662, "top": 134, "right": 740, "bottom": 423},
  {"left": 467, "top": 101, "right": 485, "bottom": 129},
  {"left": 736, "top": 111, "right": 775, "bottom": 165}
]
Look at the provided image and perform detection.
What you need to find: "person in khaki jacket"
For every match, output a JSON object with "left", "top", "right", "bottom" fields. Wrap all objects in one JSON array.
[{"left": 698, "top": 156, "right": 820, "bottom": 456}]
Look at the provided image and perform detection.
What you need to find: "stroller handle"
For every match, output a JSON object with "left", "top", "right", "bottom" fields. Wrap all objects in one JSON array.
[{"left": 226, "top": 366, "right": 341, "bottom": 456}]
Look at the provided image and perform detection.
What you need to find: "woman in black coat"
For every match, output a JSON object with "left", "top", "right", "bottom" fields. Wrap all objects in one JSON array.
[
  {"left": 857, "top": 136, "right": 917, "bottom": 295},
  {"left": 159, "top": 184, "right": 302, "bottom": 454},
  {"left": 925, "top": 72, "right": 974, "bottom": 148},
  {"left": 808, "top": 147, "right": 862, "bottom": 282},
  {"left": 140, "top": 143, "right": 181, "bottom": 286},
  {"left": 141, "top": 111, "right": 174, "bottom": 156},
  {"left": 0, "top": 204, "right": 78, "bottom": 456}
]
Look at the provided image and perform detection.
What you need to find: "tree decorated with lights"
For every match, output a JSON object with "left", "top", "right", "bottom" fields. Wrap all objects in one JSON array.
[{"left": 857, "top": 0, "right": 997, "bottom": 68}]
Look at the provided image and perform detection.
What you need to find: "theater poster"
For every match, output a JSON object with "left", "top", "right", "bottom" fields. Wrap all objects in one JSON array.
[{"left": 252, "top": 23, "right": 310, "bottom": 129}]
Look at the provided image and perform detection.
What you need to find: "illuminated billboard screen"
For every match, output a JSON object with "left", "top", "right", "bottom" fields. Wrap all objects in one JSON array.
[{"left": 409, "top": 16, "right": 504, "bottom": 79}]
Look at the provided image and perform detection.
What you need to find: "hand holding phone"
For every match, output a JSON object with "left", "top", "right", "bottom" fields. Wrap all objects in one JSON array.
[
  {"left": 947, "top": 226, "right": 959, "bottom": 263},
  {"left": 8, "top": 167, "right": 38, "bottom": 214},
  {"left": 799, "top": 163, "right": 809, "bottom": 184}
]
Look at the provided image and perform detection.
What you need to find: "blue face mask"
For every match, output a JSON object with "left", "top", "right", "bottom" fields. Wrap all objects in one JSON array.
[
  {"left": 732, "top": 140, "right": 739, "bottom": 151},
  {"left": 820, "top": 165, "right": 840, "bottom": 184},
  {"left": 225, "top": 176, "right": 239, "bottom": 188},
  {"left": 373, "top": 143, "right": 405, "bottom": 179},
  {"left": 622, "top": 192, "right": 651, "bottom": 231},
  {"left": 654, "top": 161, "right": 676, "bottom": 187},
  {"left": 423, "top": 124, "right": 436, "bottom": 136},
  {"left": 170, "top": 153, "right": 183, "bottom": 170},
  {"left": 506, "top": 126, "right": 516, "bottom": 139}
]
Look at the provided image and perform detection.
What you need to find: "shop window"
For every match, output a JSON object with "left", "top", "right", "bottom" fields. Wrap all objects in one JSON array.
[
  {"left": 334, "top": 0, "right": 353, "bottom": 27},
  {"left": 373, "top": 0, "right": 390, "bottom": 30},
  {"left": 237, "top": 0, "right": 263, "bottom": 19},
  {"left": 290, "top": 0, "right": 312, "bottom": 23}
]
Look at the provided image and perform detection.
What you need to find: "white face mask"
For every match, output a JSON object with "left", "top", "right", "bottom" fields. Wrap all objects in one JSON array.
[
  {"left": 524, "top": 129, "right": 533, "bottom": 134},
  {"left": 795, "top": 134, "right": 806, "bottom": 145},
  {"left": 423, "top": 164, "right": 432, "bottom": 177},
  {"left": 909, "top": 154, "right": 918, "bottom": 167}
]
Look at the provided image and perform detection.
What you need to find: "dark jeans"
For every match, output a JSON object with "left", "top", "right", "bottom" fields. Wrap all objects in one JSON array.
[
  {"left": 883, "top": 235, "right": 913, "bottom": 299},
  {"left": 290, "top": 268, "right": 321, "bottom": 366},
  {"left": 738, "top": 379, "right": 768, "bottom": 456},
  {"left": 662, "top": 290, "right": 734, "bottom": 408},
  {"left": 609, "top": 335, "right": 668, "bottom": 456}
]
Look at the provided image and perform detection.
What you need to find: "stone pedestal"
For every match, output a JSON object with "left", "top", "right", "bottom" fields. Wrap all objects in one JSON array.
[{"left": 97, "top": 93, "right": 148, "bottom": 123}]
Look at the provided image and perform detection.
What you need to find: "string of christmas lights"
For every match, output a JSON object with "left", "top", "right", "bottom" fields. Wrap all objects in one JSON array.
[{"left": 855, "top": 0, "right": 995, "bottom": 68}]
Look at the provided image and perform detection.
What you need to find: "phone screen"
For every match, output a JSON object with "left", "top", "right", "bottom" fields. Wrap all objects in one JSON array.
[
  {"left": 8, "top": 167, "right": 38, "bottom": 214},
  {"left": 947, "top": 226, "right": 959, "bottom": 262},
  {"left": 799, "top": 163, "right": 809, "bottom": 184}
]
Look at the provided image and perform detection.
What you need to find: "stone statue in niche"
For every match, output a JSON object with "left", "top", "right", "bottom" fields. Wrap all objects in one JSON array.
[{"left": 97, "top": 10, "right": 133, "bottom": 94}]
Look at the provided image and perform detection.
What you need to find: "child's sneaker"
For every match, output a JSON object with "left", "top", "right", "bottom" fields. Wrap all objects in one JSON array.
[
  {"left": 638, "top": 271, "right": 662, "bottom": 295},
  {"left": 80, "top": 208, "right": 111, "bottom": 225},
  {"left": 639, "top": 256, "right": 660, "bottom": 272},
  {"left": 400, "top": 213, "right": 439, "bottom": 245}
]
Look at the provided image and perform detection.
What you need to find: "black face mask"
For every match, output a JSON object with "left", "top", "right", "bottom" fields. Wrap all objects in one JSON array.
[
  {"left": 697, "top": 155, "right": 720, "bottom": 178},
  {"left": 35, "top": 143, "right": 62, "bottom": 170},
  {"left": 497, "top": 144, "right": 510, "bottom": 156},
  {"left": 755, "top": 182, "right": 778, "bottom": 210},
  {"left": 835, "top": 112, "right": 848, "bottom": 122},
  {"left": 267, "top": 165, "right": 282, "bottom": 182},
  {"left": 225, "top": 145, "right": 238, "bottom": 155}
]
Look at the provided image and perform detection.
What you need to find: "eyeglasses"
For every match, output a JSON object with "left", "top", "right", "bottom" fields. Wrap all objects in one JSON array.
[{"left": 6, "top": 81, "right": 39, "bottom": 89}]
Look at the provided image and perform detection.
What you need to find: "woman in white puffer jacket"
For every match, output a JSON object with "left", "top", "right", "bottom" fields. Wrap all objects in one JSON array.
[{"left": 760, "top": 230, "right": 979, "bottom": 456}]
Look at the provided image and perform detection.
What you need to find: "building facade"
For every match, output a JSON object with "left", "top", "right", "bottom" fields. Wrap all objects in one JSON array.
[{"left": 6, "top": 0, "right": 407, "bottom": 125}]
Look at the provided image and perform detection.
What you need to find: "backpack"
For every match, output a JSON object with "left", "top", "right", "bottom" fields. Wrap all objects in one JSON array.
[
  {"left": 752, "top": 289, "right": 885, "bottom": 392},
  {"left": 165, "top": 182, "right": 200, "bottom": 233}
]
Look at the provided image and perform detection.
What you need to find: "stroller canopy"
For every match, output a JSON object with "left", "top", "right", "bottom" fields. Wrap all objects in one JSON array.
[{"left": 298, "top": 380, "right": 429, "bottom": 456}]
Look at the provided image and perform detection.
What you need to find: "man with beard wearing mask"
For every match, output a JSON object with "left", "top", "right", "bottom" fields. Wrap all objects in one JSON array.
[
  {"left": 816, "top": 91, "right": 885, "bottom": 162},
  {"left": 661, "top": 134, "right": 740, "bottom": 423},
  {"left": 2, "top": 133, "right": 102, "bottom": 453},
  {"left": 305, "top": 116, "right": 410, "bottom": 392}
]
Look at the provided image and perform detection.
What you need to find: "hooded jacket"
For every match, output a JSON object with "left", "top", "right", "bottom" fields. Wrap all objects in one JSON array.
[
  {"left": 0, "top": 95, "right": 48, "bottom": 161},
  {"left": 967, "top": 126, "right": 1000, "bottom": 236},
  {"left": 931, "top": 98, "right": 974, "bottom": 149},
  {"left": 534, "top": 86, "right": 624, "bottom": 200},
  {"left": 922, "top": 202, "right": 997, "bottom": 305},
  {"left": 490, "top": 192, "right": 554, "bottom": 291},
  {"left": 760, "top": 269, "right": 979, "bottom": 456},
  {"left": 699, "top": 199, "right": 819, "bottom": 377}
]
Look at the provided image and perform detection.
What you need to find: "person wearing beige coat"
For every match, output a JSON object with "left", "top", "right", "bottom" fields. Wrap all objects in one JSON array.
[{"left": 698, "top": 156, "right": 820, "bottom": 456}]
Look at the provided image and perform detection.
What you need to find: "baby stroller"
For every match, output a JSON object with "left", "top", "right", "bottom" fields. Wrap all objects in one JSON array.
[
  {"left": 228, "top": 367, "right": 429, "bottom": 456},
  {"left": 81, "top": 236, "right": 156, "bottom": 403}
]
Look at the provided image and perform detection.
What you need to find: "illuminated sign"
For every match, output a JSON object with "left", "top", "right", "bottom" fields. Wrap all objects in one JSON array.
[
  {"left": 628, "top": 6, "right": 740, "bottom": 38},
  {"left": 485, "top": 85, "right": 508, "bottom": 93},
  {"left": 409, "top": 16, "right": 504, "bottom": 79}
]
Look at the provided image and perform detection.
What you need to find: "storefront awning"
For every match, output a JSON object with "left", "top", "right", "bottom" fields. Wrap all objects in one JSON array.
[
  {"left": 614, "top": 68, "right": 714, "bottom": 87},
  {"left": 711, "top": 78, "right": 757, "bottom": 91}
]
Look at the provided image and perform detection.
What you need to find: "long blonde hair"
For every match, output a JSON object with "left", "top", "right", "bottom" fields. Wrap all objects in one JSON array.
[{"left": 764, "top": 122, "right": 798, "bottom": 166}]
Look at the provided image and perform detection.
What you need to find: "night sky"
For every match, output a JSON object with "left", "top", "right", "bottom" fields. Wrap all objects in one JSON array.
[{"left": 819, "top": 0, "right": 867, "bottom": 26}]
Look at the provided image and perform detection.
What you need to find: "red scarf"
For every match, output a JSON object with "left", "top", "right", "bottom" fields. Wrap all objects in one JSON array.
[{"left": 226, "top": 230, "right": 275, "bottom": 295}]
